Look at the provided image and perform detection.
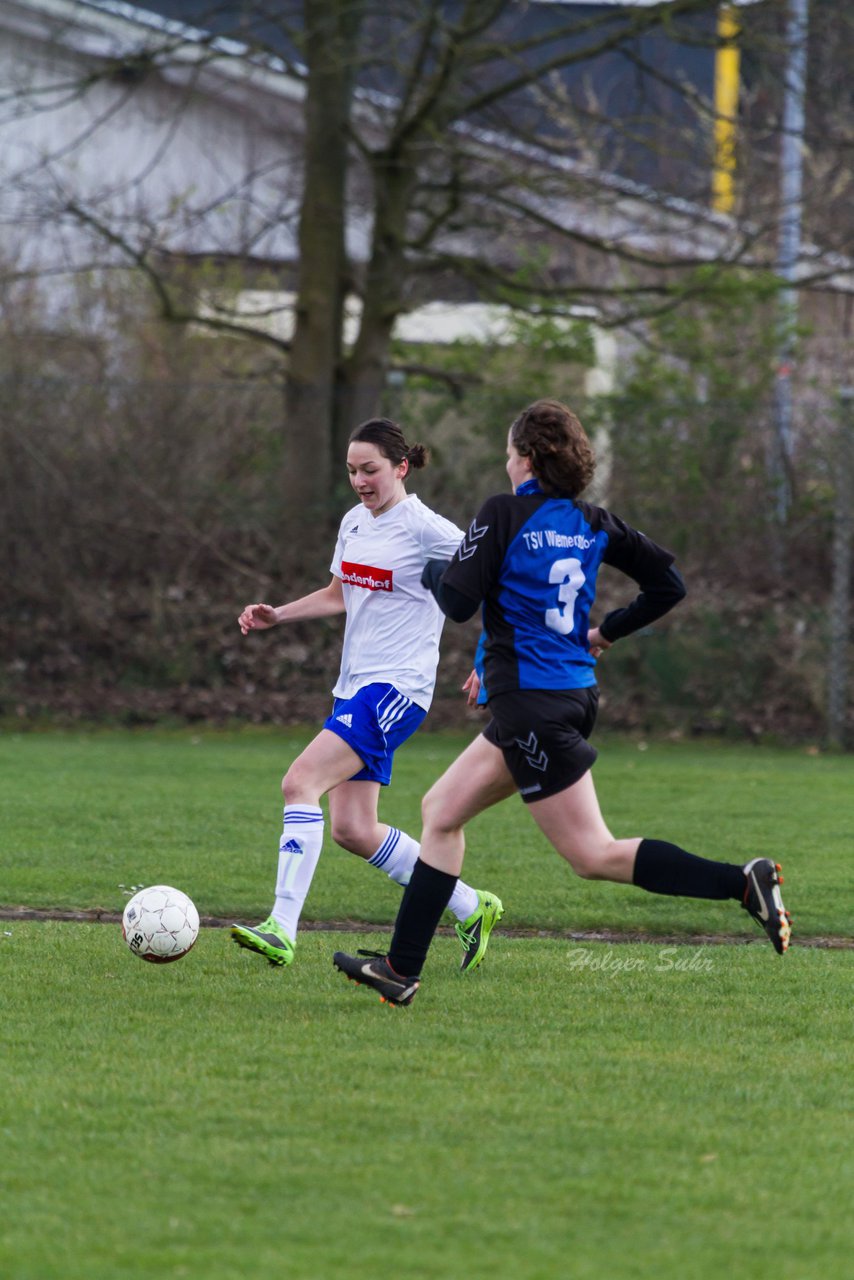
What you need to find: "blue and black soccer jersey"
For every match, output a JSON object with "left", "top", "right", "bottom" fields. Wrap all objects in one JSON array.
[{"left": 433, "top": 480, "right": 685, "bottom": 696}]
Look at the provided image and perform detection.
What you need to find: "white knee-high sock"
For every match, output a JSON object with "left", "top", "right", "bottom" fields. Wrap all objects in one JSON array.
[
  {"left": 271, "top": 804, "right": 324, "bottom": 942},
  {"left": 368, "top": 827, "right": 479, "bottom": 922}
]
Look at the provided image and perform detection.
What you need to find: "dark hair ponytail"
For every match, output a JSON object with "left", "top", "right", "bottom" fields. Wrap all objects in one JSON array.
[
  {"left": 348, "top": 418, "right": 428, "bottom": 470},
  {"left": 509, "top": 399, "right": 595, "bottom": 497}
]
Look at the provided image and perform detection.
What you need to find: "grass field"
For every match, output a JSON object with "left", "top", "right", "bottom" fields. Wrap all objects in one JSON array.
[{"left": 1, "top": 727, "right": 852, "bottom": 1279}]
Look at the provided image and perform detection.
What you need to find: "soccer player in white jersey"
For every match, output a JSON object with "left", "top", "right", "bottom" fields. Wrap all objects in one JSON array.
[{"left": 231, "top": 418, "right": 504, "bottom": 972}]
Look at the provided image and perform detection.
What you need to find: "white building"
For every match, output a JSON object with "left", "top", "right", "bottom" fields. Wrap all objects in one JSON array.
[{"left": 0, "top": 0, "right": 849, "bottom": 391}]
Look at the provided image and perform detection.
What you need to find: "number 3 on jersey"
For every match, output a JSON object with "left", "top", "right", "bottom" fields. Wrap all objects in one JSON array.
[{"left": 545, "top": 557, "right": 585, "bottom": 635}]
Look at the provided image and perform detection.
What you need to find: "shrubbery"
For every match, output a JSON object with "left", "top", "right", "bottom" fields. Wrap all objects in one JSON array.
[{"left": 0, "top": 278, "right": 845, "bottom": 742}]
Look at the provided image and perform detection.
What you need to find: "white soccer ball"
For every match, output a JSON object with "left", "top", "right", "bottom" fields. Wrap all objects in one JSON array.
[{"left": 122, "top": 885, "right": 200, "bottom": 964}]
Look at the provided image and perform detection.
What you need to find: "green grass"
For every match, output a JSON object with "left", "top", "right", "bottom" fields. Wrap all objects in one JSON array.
[
  {"left": 2, "top": 925, "right": 851, "bottom": 1280},
  {"left": 1, "top": 728, "right": 852, "bottom": 1278},
  {"left": 0, "top": 726, "right": 850, "bottom": 937}
]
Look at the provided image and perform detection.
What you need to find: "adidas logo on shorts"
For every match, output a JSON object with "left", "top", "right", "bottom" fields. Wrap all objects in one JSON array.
[{"left": 336, "top": 713, "right": 353, "bottom": 728}]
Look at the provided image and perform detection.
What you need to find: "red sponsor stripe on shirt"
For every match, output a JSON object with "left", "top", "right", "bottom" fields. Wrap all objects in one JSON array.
[{"left": 341, "top": 561, "right": 394, "bottom": 592}]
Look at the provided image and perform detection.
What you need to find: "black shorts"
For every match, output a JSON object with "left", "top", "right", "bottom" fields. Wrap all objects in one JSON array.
[{"left": 482, "top": 686, "right": 599, "bottom": 804}]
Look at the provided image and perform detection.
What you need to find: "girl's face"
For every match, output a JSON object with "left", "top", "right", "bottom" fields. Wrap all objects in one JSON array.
[
  {"left": 506, "top": 430, "right": 533, "bottom": 492},
  {"left": 347, "top": 441, "right": 408, "bottom": 516}
]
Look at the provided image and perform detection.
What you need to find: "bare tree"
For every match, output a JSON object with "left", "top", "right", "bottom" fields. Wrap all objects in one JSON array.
[{"left": 1, "top": 0, "right": 852, "bottom": 537}]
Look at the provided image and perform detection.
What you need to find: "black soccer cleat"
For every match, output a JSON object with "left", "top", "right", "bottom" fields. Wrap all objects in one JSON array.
[
  {"left": 333, "top": 950, "right": 420, "bottom": 1006},
  {"left": 742, "top": 858, "right": 792, "bottom": 954}
]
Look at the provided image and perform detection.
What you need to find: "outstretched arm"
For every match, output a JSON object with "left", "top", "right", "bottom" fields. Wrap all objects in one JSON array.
[{"left": 238, "top": 576, "right": 346, "bottom": 635}]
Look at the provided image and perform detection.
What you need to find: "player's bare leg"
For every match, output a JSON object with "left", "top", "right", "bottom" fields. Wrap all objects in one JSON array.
[
  {"left": 527, "top": 771, "right": 639, "bottom": 883},
  {"left": 334, "top": 735, "right": 515, "bottom": 999},
  {"left": 328, "top": 780, "right": 384, "bottom": 857},
  {"left": 418, "top": 733, "right": 517, "bottom": 876},
  {"left": 329, "top": 772, "right": 506, "bottom": 972},
  {"left": 530, "top": 772, "right": 791, "bottom": 951},
  {"left": 282, "top": 729, "right": 365, "bottom": 806}
]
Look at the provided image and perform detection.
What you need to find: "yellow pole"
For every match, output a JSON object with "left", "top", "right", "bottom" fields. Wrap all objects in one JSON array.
[{"left": 712, "top": 4, "right": 741, "bottom": 213}]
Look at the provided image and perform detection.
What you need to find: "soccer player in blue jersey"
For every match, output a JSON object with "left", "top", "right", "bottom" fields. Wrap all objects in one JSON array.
[
  {"left": 334, "top": 399, "right": 792, "bottom": 1005},
  {"left": 231, "top": 418, "right": 503, "bottom": 974}
]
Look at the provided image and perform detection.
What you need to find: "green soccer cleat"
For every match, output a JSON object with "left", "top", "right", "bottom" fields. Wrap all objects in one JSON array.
[
  {"left": 455, "top": 889, "right": 504, "bottom": 973},
  {"left": 231, "top": 915, "right": 295, "bottom": 967}
]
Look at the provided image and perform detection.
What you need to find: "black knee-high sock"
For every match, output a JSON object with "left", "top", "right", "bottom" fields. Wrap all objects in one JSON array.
[
  {"left": 388, "top": 858, "right": 458, "bottom": 977},
  {"left": 633, "top": 838, "right": 745, "bottom": 901}
]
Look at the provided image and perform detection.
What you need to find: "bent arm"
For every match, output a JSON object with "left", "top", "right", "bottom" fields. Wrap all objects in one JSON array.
[{"left": 598, "top": 564, "right": 687, "bottom": 643}]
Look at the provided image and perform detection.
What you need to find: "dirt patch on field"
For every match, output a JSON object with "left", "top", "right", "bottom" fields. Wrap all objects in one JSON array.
[{"left": 1, "top": 904, "right": 850, "bottom": 949}]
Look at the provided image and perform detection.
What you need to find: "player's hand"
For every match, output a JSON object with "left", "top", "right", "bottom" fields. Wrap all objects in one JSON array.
[
  {"left": 238, "top": 603, "right": 279, "bottom": 635},
  {"left": 462, "top": 669, "right": 482, "bottom": 708},
  {"left": 587, "top": 627, "right": 612, "bottom": 659}
]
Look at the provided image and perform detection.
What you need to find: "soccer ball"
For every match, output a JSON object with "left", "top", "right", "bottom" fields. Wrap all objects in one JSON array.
[{"left": 122, "top": 885, "right": 200, "bottom": 964}]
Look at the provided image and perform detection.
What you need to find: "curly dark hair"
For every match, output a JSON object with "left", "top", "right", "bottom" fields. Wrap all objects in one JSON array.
[
  {"left": 348, "top": 417, "right": 428, "bottom": 470},
  {"left": 509, "top": 399, "right": 596, "bottom": 497}
]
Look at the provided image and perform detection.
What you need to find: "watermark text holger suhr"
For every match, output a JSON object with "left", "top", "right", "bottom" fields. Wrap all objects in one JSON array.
[{"left": 566, "top": 946, "right": 715, "bottom": 976}]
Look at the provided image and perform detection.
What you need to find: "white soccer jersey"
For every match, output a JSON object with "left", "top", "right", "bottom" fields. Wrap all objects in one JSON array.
[{"left": 330, "top": 494, "right": 464, "bottom": 710}]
